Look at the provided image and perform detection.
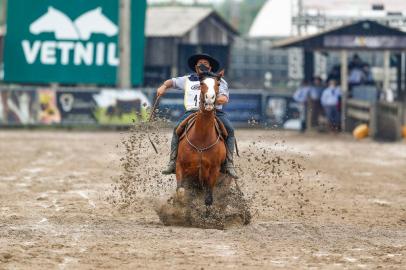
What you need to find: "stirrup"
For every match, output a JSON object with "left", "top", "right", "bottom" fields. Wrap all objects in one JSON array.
[
  {"left": 226, "top": 166, "right": 239, "bottom": 179},
  {"left": 162, "top": 161, "right": 176, "bottom": 175},
  {"left": 224, "top": 158, "right": 239, "bottom": 179}
]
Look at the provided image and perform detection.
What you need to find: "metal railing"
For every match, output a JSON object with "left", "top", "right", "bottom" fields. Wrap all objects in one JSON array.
[{"left": 345, "top": 98, "right": 405, "bottom": 141}]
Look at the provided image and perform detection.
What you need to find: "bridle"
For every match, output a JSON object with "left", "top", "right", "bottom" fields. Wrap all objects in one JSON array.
[
  {"left": 185, "top": 73, "right": 222, "bottom": 183},
  {"left": 185, "top": 73, "right": 221, "bottom": 153}
]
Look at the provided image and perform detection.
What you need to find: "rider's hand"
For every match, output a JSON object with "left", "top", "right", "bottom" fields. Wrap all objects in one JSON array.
[{"left": 157, "top": 85, "right": 166, "bottom": 97}]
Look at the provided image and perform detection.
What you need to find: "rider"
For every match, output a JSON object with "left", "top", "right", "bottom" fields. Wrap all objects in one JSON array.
[{"left": 156, "top": 53, "right": 239, "bottom": 179}]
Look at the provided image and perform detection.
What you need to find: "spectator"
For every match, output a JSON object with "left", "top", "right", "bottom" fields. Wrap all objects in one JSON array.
[
  {"left": 293, "top": 80, "right": 312, "bottom": 132},
  {"left": 348, "top": 66, "right": 364, "bottom": 87},
  {"left": 327, "top": 65, "right": 341, "bottom": 83},
  {"left": 309, "top": 76, "right": 324, "bottom": 127},
  {"left": 362, "top": 64, "right": 374, "bottom": 84},
  {"left": 321, "top": 79, "right": 342, "bottom": 132},
  {"left": 349, "top": 54, "right": 363, "bottom": 70}
]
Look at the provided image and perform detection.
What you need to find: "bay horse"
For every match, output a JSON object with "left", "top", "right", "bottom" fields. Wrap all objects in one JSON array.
[{"left": 176, "top": 71, "right": 227, "bottom": 206}]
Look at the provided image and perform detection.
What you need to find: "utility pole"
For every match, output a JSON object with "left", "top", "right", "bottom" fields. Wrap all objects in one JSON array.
[
  {"left": 297, "top": 0, "right": 304, "bottom": 36},
  {"left": 118, "top": 0, "right": 131, "bottom": 88}
]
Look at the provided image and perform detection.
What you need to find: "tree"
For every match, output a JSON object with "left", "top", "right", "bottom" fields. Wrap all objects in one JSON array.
[{"left": 215, "top": 0, "right": 267, "bottom": 35}]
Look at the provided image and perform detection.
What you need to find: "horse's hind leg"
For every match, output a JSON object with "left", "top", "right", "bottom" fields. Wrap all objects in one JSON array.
[{"left": 204, "top": 172, "right": 219, "bottom": 206}]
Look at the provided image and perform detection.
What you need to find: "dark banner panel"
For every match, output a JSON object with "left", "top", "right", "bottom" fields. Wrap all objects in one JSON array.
[
  {"left": 0, "top": 87, "right": 300, "bottom": 129},
  {"left": 223, "top": 92, "right": 263, "bottom": 125},
  {"left": 56, "top": 91, "right": 98, "bottom": 125}
]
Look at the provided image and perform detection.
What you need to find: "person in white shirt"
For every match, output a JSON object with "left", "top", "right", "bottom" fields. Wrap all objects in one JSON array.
[
  {"left": 293, "top": 80, "right": 312, "bottom": 132},
  {"left": 321, "top": 79, "right": 342, "bottom": 131}
]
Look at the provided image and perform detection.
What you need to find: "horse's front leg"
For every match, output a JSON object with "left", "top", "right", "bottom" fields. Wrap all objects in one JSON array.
[{"left": 175, "top": 165, "right": 186, "bottom": 204}]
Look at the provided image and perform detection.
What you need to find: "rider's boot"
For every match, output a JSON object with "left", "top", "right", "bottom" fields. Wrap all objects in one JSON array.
[
  {"left": 162, "top": 133, "right": 179, "bottom": 175},
  {"left": 225, "top": 136, "right": 239, "bottom": 179}
]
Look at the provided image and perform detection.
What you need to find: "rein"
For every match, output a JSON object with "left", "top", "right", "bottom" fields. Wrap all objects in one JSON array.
[
  {"left": 185, "top": 131, "right": 221, "bottom": 153},
  {"left": 185, "top": 124, "right": 221, "bottom": 187},
  {"left": 147, "top": 96, "right": 161, "bottom": 154}
]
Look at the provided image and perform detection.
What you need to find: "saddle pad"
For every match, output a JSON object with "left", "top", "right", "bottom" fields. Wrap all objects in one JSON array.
[
  {"left": 176, "top": 113, "right": 198, "bottom": 137},
  {"left": 176, "top": 112, "right": 228, "bottom": 140}
]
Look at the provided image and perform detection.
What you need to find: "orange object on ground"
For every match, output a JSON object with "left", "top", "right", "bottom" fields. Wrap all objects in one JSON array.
[
  {"left": 402, "top": 126, "right": 406, "bottom": 138},
  {"left": 353, "top": 124, "right": 369, "bottom": 140}
]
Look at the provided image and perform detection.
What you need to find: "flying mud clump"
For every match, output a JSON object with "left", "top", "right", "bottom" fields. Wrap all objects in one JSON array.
[
  {"left": 237, "top": 135, "right": 335, "bottom": 221},
  {"left": 108, "top": 121, "right": 173, "bottom": 211},
  {"left": 109, "top": 118, "right": 252, "bottom": 229},
  {"left": 109, "top": 120, "right": 335, "bottom": 227}
]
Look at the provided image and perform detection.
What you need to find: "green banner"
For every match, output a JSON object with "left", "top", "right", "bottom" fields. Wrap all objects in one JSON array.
[
  {"left": 4, "top": 0, "right": 146, "bottom": 86},
  {"left": 132, "top": 0, "right": 147, "bottom": 86}
]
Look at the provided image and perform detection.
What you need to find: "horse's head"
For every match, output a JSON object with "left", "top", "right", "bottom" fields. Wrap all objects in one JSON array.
[{"left": 199, "top": 70, "right": 224, "bottom": 112}]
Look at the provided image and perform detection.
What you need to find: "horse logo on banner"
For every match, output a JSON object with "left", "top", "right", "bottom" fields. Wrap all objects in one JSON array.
[{"left": 29, "top": 7, "right": 118, "bottom": 40}]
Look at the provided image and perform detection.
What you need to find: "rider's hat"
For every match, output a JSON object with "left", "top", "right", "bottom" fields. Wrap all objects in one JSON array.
[{"left": 188, "top": 53, "right": 220, "bottom": 73}]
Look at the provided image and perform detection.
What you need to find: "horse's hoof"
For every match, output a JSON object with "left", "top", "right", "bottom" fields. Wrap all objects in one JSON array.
[
  {"left": 205, "top": 195, "right": 213, "bottom": 206},
  {"left": 176, "top": 188, "right": 186, "bottom": 204}
]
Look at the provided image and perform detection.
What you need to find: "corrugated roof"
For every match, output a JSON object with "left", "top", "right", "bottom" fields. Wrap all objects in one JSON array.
[
  {"left": 272, "top": 23, "right": 348, "bottom": 48},
  {"left": 146, "top": 6, "right": 213, "bottom": 37},
  {"left": 273, "top": 20, "right": 406, "bottom": 49}
]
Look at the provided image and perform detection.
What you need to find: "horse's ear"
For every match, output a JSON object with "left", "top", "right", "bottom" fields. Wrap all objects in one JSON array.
[{"left": 217, "top": 69, "right": 225, "bottom": 79}]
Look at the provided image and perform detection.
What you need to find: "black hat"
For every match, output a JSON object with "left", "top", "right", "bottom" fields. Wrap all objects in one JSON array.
[{"left": 188, "top": 53, "right": 220, "bottom": 72}]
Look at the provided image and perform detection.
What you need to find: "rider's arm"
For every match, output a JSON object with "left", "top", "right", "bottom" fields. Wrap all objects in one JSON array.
[
  {"left": 157, "top": 79, "right": 174, "bottom": 97},
  {"left": 217, "top": 79, "right": 230, "bottom": 105},
  {"left": 157, "top": 76, "right": 187, "bottom": 97},
  {"left": 216, "top": 95, "right": 229, "bottom": 105}
]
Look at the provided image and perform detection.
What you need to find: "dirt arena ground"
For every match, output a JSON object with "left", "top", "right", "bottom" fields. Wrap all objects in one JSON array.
[{"left": 1, "top": 129, "right": 405, "bottom": 269}]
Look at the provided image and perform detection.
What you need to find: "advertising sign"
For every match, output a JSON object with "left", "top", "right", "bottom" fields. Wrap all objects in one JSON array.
[
  {"left": 4, "top": 0, "right": 146, "bottom": 85},
  {"left": 57, "top": 90, "right": 98, "bottom": 125},
  {"left": 38, "top": 89, "right": 61, "bottom": 124},
  {"left": 324, "top": 35, "right": 406, "bottom": 49},
  {"left": 0, "top": 90, "right": 37, "bottom": 125},
  {"left": 156, "top": 90, "right": 264, "bottom": 126}
]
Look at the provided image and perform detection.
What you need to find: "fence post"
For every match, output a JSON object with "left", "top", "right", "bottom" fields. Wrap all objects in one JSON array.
[
  {"left": 369, "top": 102, "right": 377, "bottom": 138},
  {"left": 118, "top": 0, "right": 132, "bottom": 89},
  {"left": 340, "top": 50, "right": 348, "bottom": 132},
  {"left": 305, "top": 97, "right": 313, "bottom": 131}
]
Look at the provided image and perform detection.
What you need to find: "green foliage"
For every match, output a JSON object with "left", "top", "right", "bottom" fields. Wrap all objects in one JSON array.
[{"left": 215, "top": 0, "right": 267, "bottom": 35}]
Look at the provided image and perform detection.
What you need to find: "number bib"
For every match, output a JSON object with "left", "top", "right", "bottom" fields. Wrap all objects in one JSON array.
[{"left": 184, "top": 78, "right": 201, "bottom": 111}]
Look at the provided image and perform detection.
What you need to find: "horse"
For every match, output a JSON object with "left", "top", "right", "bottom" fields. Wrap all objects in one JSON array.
[{"left": 175, "top": 71, "right": 227, "bottom": 206}]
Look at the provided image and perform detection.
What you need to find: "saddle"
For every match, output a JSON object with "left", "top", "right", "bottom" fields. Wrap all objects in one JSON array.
[{"left": 176, "top": 112, "right": 228, "bottom": 141}]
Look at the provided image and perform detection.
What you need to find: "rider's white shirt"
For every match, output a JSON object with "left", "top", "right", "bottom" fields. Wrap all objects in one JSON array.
[{"left": 171, "top": 74, "right": 229, "bottom": 111}]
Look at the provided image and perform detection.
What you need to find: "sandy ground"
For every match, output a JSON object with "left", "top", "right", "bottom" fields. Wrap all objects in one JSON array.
[{"left": 0, "top": 129, "right": 405, "bottom": 269}]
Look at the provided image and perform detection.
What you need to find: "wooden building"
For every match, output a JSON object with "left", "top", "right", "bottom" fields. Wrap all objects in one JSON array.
[
  {"left": 274, "top": 20, "right": 406, "bottom": 140},
  {"left": 144, "top": 6, "right": 238, "bottom": 86}
]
